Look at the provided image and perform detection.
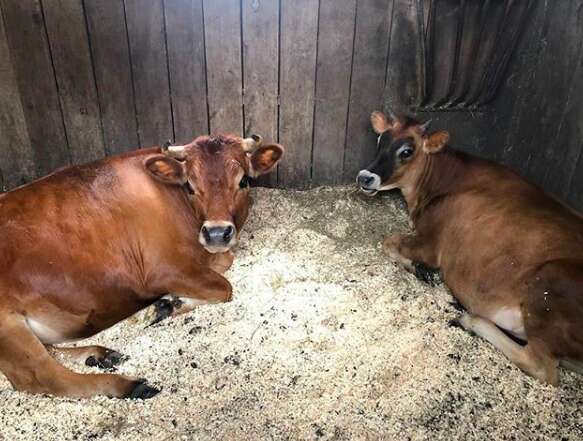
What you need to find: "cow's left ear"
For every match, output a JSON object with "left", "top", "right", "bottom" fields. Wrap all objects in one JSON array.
[
  {"left": 423, "top": 130, "right": 449, "bottom": 154},
  {"left": 144, "top": 155, "right": 187, "bottom": 185},
  {"left": 248, "top": 144, "right": 285, "bottom": 177}
]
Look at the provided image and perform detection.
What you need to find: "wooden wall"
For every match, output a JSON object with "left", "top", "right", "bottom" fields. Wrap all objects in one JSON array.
[{"left": 1, "top": 0, "right": 582, "bottom": 210}]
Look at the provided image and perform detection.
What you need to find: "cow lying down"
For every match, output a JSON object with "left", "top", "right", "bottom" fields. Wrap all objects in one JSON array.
[
  {"left": 357, "top": 111, "right": 583, "bottom": 386},
  {"left": 0, "top": 135, "right": 283, "bottom": 399}
]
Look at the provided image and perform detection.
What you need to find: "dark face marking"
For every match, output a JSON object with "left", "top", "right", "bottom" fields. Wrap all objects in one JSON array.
[{"left": 366, "top": 134, "right": 416, "bottom": 182}]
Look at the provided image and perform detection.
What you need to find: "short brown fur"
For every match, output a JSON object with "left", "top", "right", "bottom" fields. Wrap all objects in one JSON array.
[
  {"left": 361, "top": 112, "right": 583, "bottom": 385},
  {"left": 0, "top": 135, "right": 283, "bottom": 398}
]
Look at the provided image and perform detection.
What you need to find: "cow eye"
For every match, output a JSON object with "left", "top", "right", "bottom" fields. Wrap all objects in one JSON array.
[
  {"left": 397, "top": 146, "right": 414, "bottom": 160},
  {"left": 239, "top": 175, "right": 250, "bottom": 189}
]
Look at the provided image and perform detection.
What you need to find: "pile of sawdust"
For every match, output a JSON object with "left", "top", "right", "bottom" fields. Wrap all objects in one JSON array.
[{"left": 0, "top": 187, "right": 581, "bottom": 441}]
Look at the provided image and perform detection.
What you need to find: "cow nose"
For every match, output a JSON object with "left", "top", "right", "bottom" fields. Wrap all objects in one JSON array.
[
  {"left": 200, "top": 222, "right": 236, "bottom": 247},
  {"left": 358, "top": 173, "right": 374, "bottom": 188}
]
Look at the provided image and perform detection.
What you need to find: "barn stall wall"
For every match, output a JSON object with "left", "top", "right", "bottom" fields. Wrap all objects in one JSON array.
[{"left": 0, "top": 0, "right": 582, "bottom": 207}]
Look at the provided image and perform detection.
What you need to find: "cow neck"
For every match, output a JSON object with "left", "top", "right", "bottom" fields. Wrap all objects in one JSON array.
[
  {"left": 408, "top": 148, "right": 463, "bottom": 222},
  {"left": 168, "top": 183, "right": 200, "bottom": 232}
]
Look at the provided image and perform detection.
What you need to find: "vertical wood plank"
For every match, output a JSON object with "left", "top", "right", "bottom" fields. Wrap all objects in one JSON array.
[
  {"left": 42, "top": 0, "right": 105, "bottom": 164},
  {"left": 311, "top": 0, "right": 357, "bottom": 186},
  {"left": 510, "top": 1, "right": 581, "bottom": 188},
  {"left": 567, "top": 144, "right": 583, "bottom": 212},
  {"left": 449, "top": 0, "right": 484, "bottom": 105},
  {"left": 242, "top": 0, "right": 279, "bottom": 187},
  {"left": 425, "top": 0, "right": 462, "bottom": 105},
  {"left": 165, "top": 0, "right": 209, "bottom": 143},
  {"left": 564, "top": 56, "right": 583, "bottom": 209},
  {"left": 0, "top": 0, "right": 70, "bottom": 176},
  {"left": 124, "top": 0, "right": 173, "bottom": 147},
  {"left": 85, "top": 0, "right": 139, "bottom": 154},
  {"left": 203, "top": 0, "right": 243, "bottom": 135},
  {"left": 0, "top": 5, "right": 35, "bottom": 189},
  {"left": 343, "top": 0, "right": 393, "bottom": 181},
  {"left": 497, "top": 0, "right": 549, "bottom": 174},
  {"left": 559, "top": 46, "right": 583, "bottom": 207},
  {"left": 462, "top": 0, "right": 507, "bottom": 106},
  {"left": 535, "top": 1, "right": 583, "bottom": 198},
  {"left": 278, "top": 0, "right": 319, "bottom": 189},
  {"left": 384, "top": 0, "right": 421, "bottom": 112}
]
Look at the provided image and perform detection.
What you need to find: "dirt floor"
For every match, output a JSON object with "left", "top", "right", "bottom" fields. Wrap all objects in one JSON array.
[{"left": 0, "top": 186, "right": 582, "bottom": 441}]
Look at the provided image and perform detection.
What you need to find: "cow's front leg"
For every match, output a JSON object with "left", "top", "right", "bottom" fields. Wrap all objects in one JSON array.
[
  {"left": 382, "top": 234, "right": 439, "bottom": 284},
  {"left": 208, "top": 250, "right": 235, "bottom": 274},
  {"left": 149, "top": 265, "right": 233, "bottom": 326},
  {"left": 150, "top": 251, "right": 235, "bottom": 325}
]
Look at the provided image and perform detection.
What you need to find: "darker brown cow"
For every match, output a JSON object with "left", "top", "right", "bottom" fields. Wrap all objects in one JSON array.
[
  {"left": 357, "top": 111, "right": 583, "bottom": 385},
  {"left": 0, "top": 135, "right": 283, "bottom": 399}
]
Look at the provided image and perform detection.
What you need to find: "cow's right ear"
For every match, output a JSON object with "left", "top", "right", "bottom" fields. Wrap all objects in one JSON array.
[
  {"left": 423, "top": 130, "right": 449, "bottom": 154},
  {"left": 371, "top": 111, "right": 390, "bottom": 134},
  {"left": 144, "top": 155, "right": 187, "bottom": 185}
]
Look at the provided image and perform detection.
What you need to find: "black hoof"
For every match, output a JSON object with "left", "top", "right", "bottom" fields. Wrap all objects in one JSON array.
[
  {"left": 149, "top": 297, "right": 183, "bottom": 326},
  {"left": 413, "top": 262, "right": 440, "bottom": 285},
  {"left": 449, "top": 299, "right": 465, "bottom": 312},
  {"left": 447, "top": 318, "right": 462, "bottom": 329},
  {"left": 85, "top": 350, "right": 128, "bottom": 370},
  {"left": 128, "top": 379, "right": 161, "bottom": 400},
  {"left": 448, "top": 318, "right": 476, "bottom": 336}
]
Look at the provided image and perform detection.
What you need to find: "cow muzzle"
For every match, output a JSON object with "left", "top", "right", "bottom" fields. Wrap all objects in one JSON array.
[
  {"left": 356, "top": 170, "right": 380, "bottom": 196},
  {"left": 199, "top": 221, "right": 237, "bottom": 253}
]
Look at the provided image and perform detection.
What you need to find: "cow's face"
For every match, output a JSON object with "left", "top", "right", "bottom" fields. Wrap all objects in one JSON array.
[
  {"left": 356, "top": 111, "right": 449, "bottom": 196},
  {"left": 145, "top": 135, "right": 284, "bottom": 253}
]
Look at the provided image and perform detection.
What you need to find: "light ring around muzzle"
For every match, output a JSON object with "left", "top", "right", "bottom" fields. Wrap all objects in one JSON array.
[
  {"left": 356, "top": 170, "right": 381, "bottom": 196},
  {"left": 199, "top": 220, "right": 238, "bottom": 253}
]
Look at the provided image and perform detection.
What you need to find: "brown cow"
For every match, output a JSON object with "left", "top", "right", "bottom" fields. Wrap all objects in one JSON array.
[
  {"left": 0, "top": 134, "right": 283, "bottom": 399},
  {"left": 357, "top": 111, "right": 583, "bottom": 385}
]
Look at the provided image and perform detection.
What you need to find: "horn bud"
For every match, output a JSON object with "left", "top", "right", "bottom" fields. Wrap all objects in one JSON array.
[
  {"left": 419, "top": 119, "right": 432, "bottom": 134},
  {"left": 162, "top": 141, "right": 187, "bottom": 159},
  {"left": 242, "top": 134, "right": 263, "bottom": 153}
]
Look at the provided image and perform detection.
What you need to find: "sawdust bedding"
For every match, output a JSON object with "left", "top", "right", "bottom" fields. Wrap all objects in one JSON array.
[{"left": 0, "top": 186, "right": 581, "bottom": 441}]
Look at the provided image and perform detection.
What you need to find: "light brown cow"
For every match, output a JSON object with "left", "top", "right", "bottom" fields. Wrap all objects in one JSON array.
[
  {"left": 0, "top": 135, "right": 283, "bottom": 399},
  {"left": 357, "top": 111, "right": 583, "bottom": 385}
]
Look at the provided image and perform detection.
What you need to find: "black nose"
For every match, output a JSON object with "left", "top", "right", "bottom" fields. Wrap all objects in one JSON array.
[
  {"left": 358, "top": 174, "right": 374, "bottom": 188},
  {"left": 201, "top": 225, "right": 235, "bottom": 245}
]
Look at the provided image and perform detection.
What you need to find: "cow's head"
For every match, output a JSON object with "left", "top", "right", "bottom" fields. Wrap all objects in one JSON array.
[
  {"left": 356, "top": 111, "right": 449, "bottom": 196},
  {"left": 145, "top": 135, "right": 284, "bottom": 253}
]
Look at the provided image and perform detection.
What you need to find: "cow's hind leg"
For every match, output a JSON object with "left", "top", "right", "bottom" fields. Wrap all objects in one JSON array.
[
  {"left": 48, "top": 345, "right": 128, "bottom": 370},
  {"left": 453, "top": 313, "right": 559, "bottom": 385},
  {"left": 0, "top": 313, "right": 158, "bottom": 399}
]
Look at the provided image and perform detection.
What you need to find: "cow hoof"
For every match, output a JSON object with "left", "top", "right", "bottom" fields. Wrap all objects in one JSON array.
[
  {"left": 85, "top": 350, "right": 128, "bottom": 370},
  {"left": 448, "top": 318, "right": 463, "bottom": 329},
  {"left": 448, "top": 315, "right": 476, "bottom": 337},
  {"left": 413, "top": 261, "right": 440, "bottom": 285},
  {"left": 149, "top": 297, "right": 184, "bottom": 326},
  {"left": 449, "top": 299, "right": 465, "bottom": 312},
  {"left": 128, "top": 379, "right": 161, "bottom": 400}
]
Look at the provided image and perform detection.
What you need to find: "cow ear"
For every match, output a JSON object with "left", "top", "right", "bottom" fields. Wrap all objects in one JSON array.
[
  {"left": 371, "top": 111, "right": 390, "bottom": 134},
  {"left": 423, "top": 130, "right": 449, "bottom": 154},
  {"left": 248, "top": 144, "right": 284, "bottom": 177},
  {"left": 144, "top": 155, "right": 187, "bottom": 185}
]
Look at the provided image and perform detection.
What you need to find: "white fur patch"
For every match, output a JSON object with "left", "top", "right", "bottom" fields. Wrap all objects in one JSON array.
[
  {"left": 27, "top": 318, "right": 65, "bottom": 344},
  {"left": 490, "top": 308, "right": 526, "bottom": 339},
  {"left": 160, "top": 295, "right": 215, "bottom": 308}
]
